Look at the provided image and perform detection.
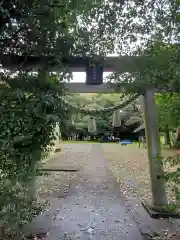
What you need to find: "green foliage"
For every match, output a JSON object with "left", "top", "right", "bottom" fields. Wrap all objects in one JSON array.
[
  {"left": 140, "top": 42, "right": 180, "bottom": 90},
  {"left": 68, "top": 93, "right": 142, "bottom": 134},
  {"left": 2, "top": 0, "right": 179, "bottom": 237},
  {"left": 0, "top": 0, "right": 104, "bottom": 56},
  {"left": 0, "top": 0, "right": 135, "bottom": 237},
  {"left": 106, "top": 0, "right": 180, "bottom": 92},
  {"left": 164, "top": 154, "right": 180, "bottom": 210},
  {"left": 155, "top": 93, "right": 180, "bottom": 147},
  {"left": 0, "top": 73, "right": 69, "bottom": 238},
  {"left": 156, "top": 93, "right": 180, "bottom": 130}
]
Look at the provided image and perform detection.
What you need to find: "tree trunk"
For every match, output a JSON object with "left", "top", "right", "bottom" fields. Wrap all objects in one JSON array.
[
  {"left": 175, "top": 128, "right": 180, "bottom": 141},
  {"left": 174, "top": 127, "right": 180, "bottom": 148},
  {"left": 26, "top": 162, "right": 38, "bottom": 202},
  {"left": 27, "top": 175, "right": 37, "bottom": 201},
  {"left": 164, "top": 124, "right": 171, "bottom": 148},
  {"left": 90, "top": 134, "right": 94, "bottom": 141}
]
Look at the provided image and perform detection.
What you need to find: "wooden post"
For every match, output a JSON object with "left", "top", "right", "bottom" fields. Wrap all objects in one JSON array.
[{"left": 142, "top": 89, "right": 168, "bottom": 206}]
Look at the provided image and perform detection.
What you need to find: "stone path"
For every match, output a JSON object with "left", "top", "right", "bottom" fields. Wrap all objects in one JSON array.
[{"left": 45, "top": 144, "right": 143, "bottom": 240}]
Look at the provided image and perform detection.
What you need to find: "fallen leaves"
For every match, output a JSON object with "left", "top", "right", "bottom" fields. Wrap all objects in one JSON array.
[
  {"left": 102, "top": 144, "right": 151, "bottom": 201},
  {"left": 145, "top": 231, "right": 180, "bottom": 240},
  {"left": 102, "top": 144, "right": 177, "bottom": 203},
  {"left": 36, "top": 149, "right": 87, "bottom": 201},
  {"left": 26, "top": 232, "right": 48, "bottom": 240}
]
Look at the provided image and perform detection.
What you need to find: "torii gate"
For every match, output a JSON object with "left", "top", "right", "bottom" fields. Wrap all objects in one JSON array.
[{"left": 0, "top": 54, "right": 168, "bottom": 216}]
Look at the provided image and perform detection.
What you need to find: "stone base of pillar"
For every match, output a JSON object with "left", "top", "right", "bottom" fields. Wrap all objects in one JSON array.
[{"left": 142, "top": 201, "right": 180, "bottom": 219}]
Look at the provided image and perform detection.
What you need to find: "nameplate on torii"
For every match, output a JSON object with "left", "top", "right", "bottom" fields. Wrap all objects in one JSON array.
[{"left": 86, "top": 64, "right": 103, "bottom": 85}]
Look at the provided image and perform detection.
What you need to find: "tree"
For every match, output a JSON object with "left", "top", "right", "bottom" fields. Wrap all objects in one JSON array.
[
  {"left": 104, "top": 0, "right": 180, "bottom": 91},
  {"left": 0, "top": 0, "right": 130, "bottom": 238},
  {"left": 68, "top": 93, "right": 142, "bottom": 136},
  {"left": 156, "top": 93, "right": 180, "bottom": 147},
  {"left": 102, "top": 1, "right": 180, "bottom": 207}
]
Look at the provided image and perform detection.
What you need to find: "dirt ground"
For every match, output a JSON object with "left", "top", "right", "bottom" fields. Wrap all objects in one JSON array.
[
  {"left": 102, "top": 143, "right": 178, "bottom": 203},
  {"left": 36, "top": 145, "right": 87, "bottom": 203},
  {"left": 102, "top": 143, "right": 151, "bottom": 201},
  {"left": 37, "top": 142, "right": 177, "bottom": 204}
]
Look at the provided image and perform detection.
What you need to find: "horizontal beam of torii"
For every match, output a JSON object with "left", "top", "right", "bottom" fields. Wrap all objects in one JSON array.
[
  {"left": 0, "top": 54, "right": 174, "bottom": 93},
  {"left": 0, "top": 54, "right": 149, "bottom": 72}
]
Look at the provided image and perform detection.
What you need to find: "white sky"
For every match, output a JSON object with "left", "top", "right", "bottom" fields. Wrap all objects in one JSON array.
[{"left": 72, "top": 72, "right": 111, "bottom": 83}]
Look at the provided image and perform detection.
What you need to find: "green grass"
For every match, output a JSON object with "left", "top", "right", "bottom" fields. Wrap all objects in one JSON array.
[
  {"left": 62, "top": 140, "right": 125, "bottom": 144},
  {"left": 62, "top": 140, "right": 98, "bottom": 144}
]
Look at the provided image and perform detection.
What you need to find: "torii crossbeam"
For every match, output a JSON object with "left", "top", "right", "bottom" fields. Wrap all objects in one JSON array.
[{"left": 0, "top": 54, "right": 148, "bottom": 72}]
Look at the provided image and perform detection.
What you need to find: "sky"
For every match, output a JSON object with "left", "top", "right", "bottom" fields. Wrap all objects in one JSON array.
[{"left": 72, "top": 72, "right": 111, "bottom": 83}]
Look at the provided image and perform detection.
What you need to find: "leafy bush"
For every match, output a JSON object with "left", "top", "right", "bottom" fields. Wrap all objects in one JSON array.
[
  {"left": 0, "top": 73, "right": 69, "bottom": 238},
  {"left": 164, "top": 153, "right": 180, "bottom": 212}
]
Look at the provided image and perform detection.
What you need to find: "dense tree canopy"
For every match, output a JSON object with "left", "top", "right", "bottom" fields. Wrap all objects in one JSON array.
[
  {"left": 1, "top": 0, "right": 180, "bottom": 237},
  {"left": 156, "top": 93, "right": 180, "bottom": 131},
  {"left": 106, "top": 0, "right": 180, "bottom": 91},
  {"left": 0, "top": 1, "right": 133, "bottom": 238}
]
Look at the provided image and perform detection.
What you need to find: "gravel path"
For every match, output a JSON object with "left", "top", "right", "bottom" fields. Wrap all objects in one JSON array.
[{"left": 45, "top": 143, "right": 143, "bottom": 240}]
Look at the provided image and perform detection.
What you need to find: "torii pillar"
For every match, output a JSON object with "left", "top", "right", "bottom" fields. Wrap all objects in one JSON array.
[{"left": 142, "top": 89, "right": 168, "bottom": 208}]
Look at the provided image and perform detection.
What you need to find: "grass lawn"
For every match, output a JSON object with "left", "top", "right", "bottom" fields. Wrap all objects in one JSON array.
[{"left": 62, "top": 140, "right": 98, "bottom": 144}]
